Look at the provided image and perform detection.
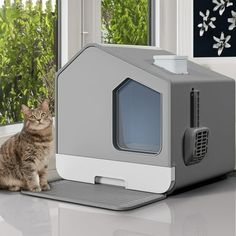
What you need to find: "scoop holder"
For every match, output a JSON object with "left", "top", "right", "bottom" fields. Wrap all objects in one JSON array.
[{"left": 184, "top": 89, "right": 209, "bottom": 166}]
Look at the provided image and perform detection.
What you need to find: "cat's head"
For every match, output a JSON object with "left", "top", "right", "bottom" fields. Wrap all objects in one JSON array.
[{"left": 21, "top": 100, "right": 52, "bottom": 131}]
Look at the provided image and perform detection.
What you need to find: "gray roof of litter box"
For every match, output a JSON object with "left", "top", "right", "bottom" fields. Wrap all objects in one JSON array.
[{"left": 59, "top": 43, "right": 233, "bottom": 83}]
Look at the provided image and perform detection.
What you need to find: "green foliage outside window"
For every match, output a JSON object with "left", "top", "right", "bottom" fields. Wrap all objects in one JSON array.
[
  {"left": 0, "top": 0, "right": 57, "bottom": 125},
  {"left": 102, "top": 0, "right": 148, "bottom": 45}
]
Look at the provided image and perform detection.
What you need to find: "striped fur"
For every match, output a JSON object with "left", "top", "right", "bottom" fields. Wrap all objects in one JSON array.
[{"left": 0, "top": 100, "right": 53, "bottom": 192}]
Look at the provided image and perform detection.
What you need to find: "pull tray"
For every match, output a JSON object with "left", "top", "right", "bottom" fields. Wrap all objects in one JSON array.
[{"left": 21, "top": 180, "right": 166, "bottom": 211}]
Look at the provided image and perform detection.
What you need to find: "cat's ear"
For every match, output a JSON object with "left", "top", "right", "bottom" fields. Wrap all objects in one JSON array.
[
  {"left": 21, "top": 105, "right": 30, "bottom": 116},
  {"left": 40, "top": 100, "right": 49, "bottom": 111}
]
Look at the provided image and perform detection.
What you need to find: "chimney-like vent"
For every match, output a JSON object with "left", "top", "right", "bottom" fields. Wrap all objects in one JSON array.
[{"left": 153, "top": 55, "right": 188, "bottom": 74}]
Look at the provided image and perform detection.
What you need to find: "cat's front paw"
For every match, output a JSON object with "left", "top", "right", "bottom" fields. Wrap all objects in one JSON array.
[
  {"left": 30, "top": 186, "right": 42, "bottom": 192},
  {"left": 41, "top": 183, "right": 50, "bottom": 191},
  {"left": 9, "top": 186, "right": 21, "bottom": 192}
]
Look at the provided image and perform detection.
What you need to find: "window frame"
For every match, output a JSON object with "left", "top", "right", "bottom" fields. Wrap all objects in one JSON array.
[
  {"left": 113, "top": 78, "right": 162, "bottom": 155},
  {"left": 149, "top": 0, "right": 159, "bottom": 46},
  {"left": 60, "top": 0, "right": 158, "bottom": 67},
  {"left": 60, "top": 0, "right": 101, "bottom": 67}
]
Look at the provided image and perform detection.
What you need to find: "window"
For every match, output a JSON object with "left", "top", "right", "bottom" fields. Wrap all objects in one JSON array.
[
  {"left": 0, "top": 0, "right": 58, "bottom": 126},
  {"left": 113, "top": 79, "right": 162, "bottom": 154},
  {"left": 101, "top": 0, "right": 149, "bottom": 45},
  {"left": 61, "top": 0, "right": 156, "bottom": 66}
]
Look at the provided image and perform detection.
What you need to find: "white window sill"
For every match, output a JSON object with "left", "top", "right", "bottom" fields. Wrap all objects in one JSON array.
[
  {"left": 0, "top": 117, "right": 56, "bottom": 138},
  {"left": 0, "top": 123, "right": 23, "bottom": 138}
]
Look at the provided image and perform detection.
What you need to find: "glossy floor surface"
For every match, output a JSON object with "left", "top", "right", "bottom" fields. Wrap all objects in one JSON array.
[{"left": 0, "top": 174, "right": 236, "bottom": 236}]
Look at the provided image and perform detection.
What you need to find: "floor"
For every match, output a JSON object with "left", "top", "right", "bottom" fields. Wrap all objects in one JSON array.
[{"left": 0, "top": 174, "right": 236, "bottom": 236}]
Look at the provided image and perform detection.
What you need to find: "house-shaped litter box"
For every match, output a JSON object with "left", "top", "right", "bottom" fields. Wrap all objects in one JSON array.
[{"left": 23, "top": 44, "right": 235, "bottom": 210}]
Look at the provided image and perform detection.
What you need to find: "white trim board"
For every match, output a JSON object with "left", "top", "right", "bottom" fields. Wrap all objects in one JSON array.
[
  {"left": 61, "top": 0, "right": 101, "bottom": 67},
  {"left": 61, "top": 0, "right": 69, "bottom": 67}
]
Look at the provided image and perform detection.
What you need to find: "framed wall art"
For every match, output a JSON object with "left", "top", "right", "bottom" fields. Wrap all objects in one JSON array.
[{"left": 194, "top": 0, "right": 236, "bottom": 57}]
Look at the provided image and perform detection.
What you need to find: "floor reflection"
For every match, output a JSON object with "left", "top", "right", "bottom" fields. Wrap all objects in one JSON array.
[
  {"left": 0, "top": 175, "right": 235, "bottom": 236},
  {"left": 0, "top": 192, "right": 52, "bottom": 236},
  {"left": 58, "top": 176, "right": 236, "bottom": 236}
]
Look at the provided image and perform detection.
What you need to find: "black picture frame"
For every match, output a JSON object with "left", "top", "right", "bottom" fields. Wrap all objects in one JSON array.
[{"left": 194, "top": 0, "right": 236, "bottom": 57}]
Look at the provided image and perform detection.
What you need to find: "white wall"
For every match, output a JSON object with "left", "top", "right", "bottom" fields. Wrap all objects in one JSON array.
[
  {"left": 159, "top": 0, "right": 236, "bottom": 79},
  {"left": 159, "top": 0, "right": 177, "bottom": 53}
]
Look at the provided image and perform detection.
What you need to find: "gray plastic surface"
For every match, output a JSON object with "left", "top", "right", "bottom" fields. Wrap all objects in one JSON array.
[
  {"left": 21, "top": 180, "right": 166, "bottom": 211},
  {"left": 170, "top": 80, "right": 235, "bottom": 191},
  {"left": 57, "top": 46, "right": 171, "bottom": 167}
]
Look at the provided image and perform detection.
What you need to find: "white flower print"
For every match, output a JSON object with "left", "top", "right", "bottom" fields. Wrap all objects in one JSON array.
[
  {"left": 213, "top": 0, "right": 233, "bottom": 15},
  {"left": 198, "top": 10, "right": 216, "bottom": 36},
  {"left": 213, "top": 32, "right": 231, "bottom": 56},
  {"left": 228, "top": 10, "right": 236, "bottom": 30}
]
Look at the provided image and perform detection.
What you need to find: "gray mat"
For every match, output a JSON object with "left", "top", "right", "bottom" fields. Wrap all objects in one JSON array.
[{"left": 21, "top": 180, "right": 166, "bottom": 211}]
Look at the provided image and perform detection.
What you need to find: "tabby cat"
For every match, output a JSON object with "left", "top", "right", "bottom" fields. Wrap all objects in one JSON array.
[{"left": 0, "top": 100, "right": 53, "bottom": 192}]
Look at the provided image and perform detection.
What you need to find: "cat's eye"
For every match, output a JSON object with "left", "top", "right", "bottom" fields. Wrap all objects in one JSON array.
[
  {"left": 30, "top": 115, "right": 36, "bottom": 119},
  {"left": 41, "top": 113, "right": 46, "bottom": 118}
]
